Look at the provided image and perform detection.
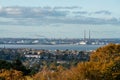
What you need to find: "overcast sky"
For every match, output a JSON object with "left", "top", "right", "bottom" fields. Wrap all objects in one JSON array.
[{"left": 0, "top": 0, "right": 120, "bottom": 38}]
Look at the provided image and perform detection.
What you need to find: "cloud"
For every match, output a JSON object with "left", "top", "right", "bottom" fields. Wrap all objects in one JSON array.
[
  {"left": 73, "top": 11, "right": 88, "bottom": 15},
  {"left": 0, "top": 7, "right": 69, "bottom": 18},
  {"left": 94, "top": 10, "right": 111, "bottom": 15},
  {"left": 54, "top": 6, "right": 81, "bottom": 9},
  {"left": 0, "top": 6, "right": 119, "bottom": 26},
  {"left": 43, "top": 16, "right": 120, "bottom": 25}
]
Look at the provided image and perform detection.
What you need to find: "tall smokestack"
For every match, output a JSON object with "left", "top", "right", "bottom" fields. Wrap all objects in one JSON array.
[
  {"left": 89, "top": 30, "right": 91, "bottom": 40},
  {"left": 84, "top": 30, "right": 86, "bottom": 41}
]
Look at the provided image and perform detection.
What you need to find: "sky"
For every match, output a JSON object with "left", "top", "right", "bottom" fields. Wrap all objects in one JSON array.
[{"left": 0, "top": 0, "right": 120, "bottom": 38}]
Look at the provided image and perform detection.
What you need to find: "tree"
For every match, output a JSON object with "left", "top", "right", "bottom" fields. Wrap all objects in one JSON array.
[
  {"left": 0, "top": 60, "right": 12, "bottom": 70},
  {"left": 12, "top": 59, "right": 31, "bottom": 75},
  {"left": 90, "top": 44, "right": 120, "bottom": 80},
  {"left": 0, "top": 69, "right": 26, "bottom": 80}
]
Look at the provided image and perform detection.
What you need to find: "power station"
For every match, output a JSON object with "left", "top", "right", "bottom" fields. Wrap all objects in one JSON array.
[{"left": 79, "top": 30, "right": 91, "bottom": 45}]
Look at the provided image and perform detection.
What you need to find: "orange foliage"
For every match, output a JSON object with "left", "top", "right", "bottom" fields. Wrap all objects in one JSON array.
[{"left": 0, "top": 69, "right": 26, "bottom": 80}]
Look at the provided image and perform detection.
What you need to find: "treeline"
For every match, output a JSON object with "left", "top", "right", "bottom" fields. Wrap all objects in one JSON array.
[{"left": 1, "top": 43, "right": 120, "bottom": 80}]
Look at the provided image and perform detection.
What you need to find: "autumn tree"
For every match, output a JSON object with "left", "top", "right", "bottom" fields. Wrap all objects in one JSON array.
[
  {"left": 90, "top": 43, "right": 120, "bottom": 80},
  {"left": 0, "top": 69, "right": 26, "bottom": 80}
]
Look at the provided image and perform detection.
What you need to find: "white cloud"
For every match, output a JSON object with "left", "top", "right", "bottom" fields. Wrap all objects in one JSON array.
[
  {"left": 0, "top": 6, "right": 3, "bottom": 12},
  {"left": 0, "top": 6, "right": 119, "bottom": 26},
  {"left": 5, "top": 7, "right": 22, "bottom": 15}
]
